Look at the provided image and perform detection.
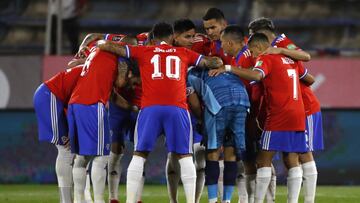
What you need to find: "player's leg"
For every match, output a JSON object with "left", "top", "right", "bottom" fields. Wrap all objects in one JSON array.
[
  {"left": 194, "top": 142, "right": 206, "bottom": 203},
  {"left": 300, "top": 112, "right": 323, "bottom": 203},
  {"left": 108, "top": 143, "right": 124, "bottom": 203},
  {"left": 217, "top": 158, "right": 224, "bottom": 200},
  {"left": 283, "top": 152, "right": 302, "bottom": 203},
  {"left": 164, "top": 106, "right": 196, "bottom": 203},
  {"left": 166, "top": 152, "right": 181, "bottom": 203},
  {"left": 244, "top": 161, "right": 256, "bottom": 203},
  {"left": 84, "top": 161, "right": 93, "bottom": 203},
  {"left": 236, "top": 160, "right": 248, "bottom": 203},
  {"left": 254, "top": 149, "right": 275, "bottom": 203},
  {"left": 223, "top": 105, "right": 247, "bottom": 203},
  {"left": 34, "top": 84, "right": 74, "bottom": 203},
  {"left": 108, "top": 103, "right": 128, "bottom": 202},
  {"left": 265, "top": 164, "right": 276, "bottom": 203},
  {"left": 73, "top": 155, "right": 92, "bottom": 203},
  {"left": 281, "top": 131, "right": 308, "bottom": 203},
  {"left": 136, "top": 173, "right": 145, "bottom": 203},
  {"left": 71, "top": 103, "right": 111, "bottom": 203},
  {"left": 56, "top": 144, "right": 75, "bottom": 203},
  {"left": 126, "top": 106, "right": 162, "bottom": 203}
]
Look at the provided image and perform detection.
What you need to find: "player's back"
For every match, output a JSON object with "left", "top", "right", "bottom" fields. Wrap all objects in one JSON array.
[
  {"left": 254, "top": 54, "right": 305, "bottom": 131},
  {"left": 126, "top": 43, "right": 202, "bottom": 109},
  {"left": 69, "top": 47, "right": 118, "bottom": 105},
  {"left": 45, "top": 65, "right": 82, "bottom": 104}
]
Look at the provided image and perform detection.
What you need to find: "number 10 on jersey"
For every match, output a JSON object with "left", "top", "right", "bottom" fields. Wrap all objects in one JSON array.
[{"left": 151, "top": 54, "right": 181, "bottom": 80}]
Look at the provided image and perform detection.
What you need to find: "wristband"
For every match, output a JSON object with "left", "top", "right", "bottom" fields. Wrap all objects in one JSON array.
[{"left": 225, "top": 65, "right": 232, "bottom": 72}]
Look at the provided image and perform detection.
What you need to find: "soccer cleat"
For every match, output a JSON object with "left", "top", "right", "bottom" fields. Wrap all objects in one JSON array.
[{"left": 109, "top": 199, "right": 119, "bottom": 203}]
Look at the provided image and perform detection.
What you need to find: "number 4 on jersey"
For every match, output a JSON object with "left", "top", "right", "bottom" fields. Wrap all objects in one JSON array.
[{"left": 151, "top": 54, "right": 180, "bottom": 80}]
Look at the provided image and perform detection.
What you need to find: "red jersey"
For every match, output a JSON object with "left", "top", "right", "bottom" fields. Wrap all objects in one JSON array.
[
  {"left": 272, "top": 33, "right": 300, "bottom": 50},
  {"left": 116, "top": 83, "right": 142, "bottom": 108},
  {"left": 136, "top": 32, "right": 149, "bottom": 46},
  {"left": 208, "top": 40, "right": 233, "bottom": 65},
  {"left": 254, "top": 54, "right": 306, "bottom": 131},
  {"left": 126, "top": 42, "right": 202, "bottom": 109},
  {"left": 45, "top": 66, "right": 82, "bottom": 104},
  {"left": 273, "top": 34, "right": 320, "bottom": 115},
  {"left": 191, "top": 34, "right": 211, "bottom": 55},
  {"left": 69, "top": 47, "right": 118, "bottom": 105}
]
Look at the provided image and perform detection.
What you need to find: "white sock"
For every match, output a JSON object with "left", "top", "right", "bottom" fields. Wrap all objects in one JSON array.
[
  {"left": 108, "top": 152, "right": 124, "bottom": 200},
  {"left": 179, "top": 156, "right": 197, "bottom": 203},
  {"left": 209, "top": 198, "right": 217, "bottom": 203},
  {"left": 237, "top": 161, "right": 248, "bottom": 203},
  {"left": 246, "top": 174, "right": 256, "bottom": 203},
  {"left": 255, "top": 167, "right": 272, "bottom": 203},
  {"left": 194, "top": 143, "right": 206, "bottom": 203},
  {"left": 92, "top": 156, "right": 108, "bottom": 203},
  {"left": 166, "top": 153, "right": 181, "bottom": 203},
  {"left": 55, "top": 145, "right": 74, "bottom": 203},
  {"left": 126, "top": 155, "right": 146, "bottom": 203},
  {"left": 85, "top": 162, "right": 93, "bottom": 203},
  {"left": 136, "top": 174, "right": 145, "bottom": 202},
  {"left": 302, "top": 161, "right": 318, "bottom": 203},
  {"left": 266, "top": 166, "right": 276, "bottom": 203},
  {"left": 73, "top": 155, "right": 90, "bottom": 203},
  {"left": 218, "top": 160, "right": 224, "bottom": 199},
  {"left": 287, "top": 166, "right": 303, "bottom": 203}
]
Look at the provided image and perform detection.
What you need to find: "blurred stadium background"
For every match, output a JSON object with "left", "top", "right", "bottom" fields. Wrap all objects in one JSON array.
[{"left": 0, "top": 0, "right": 360, "bottom": 201}]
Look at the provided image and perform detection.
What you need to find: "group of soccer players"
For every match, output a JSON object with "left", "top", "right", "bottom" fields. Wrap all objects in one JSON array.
[{"left": 33, "top": 7, "right": 324, "bottom": 203}]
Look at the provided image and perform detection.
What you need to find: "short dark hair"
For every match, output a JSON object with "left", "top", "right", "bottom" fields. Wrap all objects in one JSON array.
[
  {"left": 248, "top": 17, "right": 275, "bottom": 33},
  {"left": 152, "top": 22, "right": 173, "bottom": 39},
  {"left": 222, "top": 25, "right": 244, "bottom": 42},
  {"left": 248, "top": 33, "right": 269, "bottom": 45},
  {"left": 202, "top": 8, "right": 225, "bottom": 21},
  {"left": 173, "top": 19, "right": 196, "bottom": 34}
]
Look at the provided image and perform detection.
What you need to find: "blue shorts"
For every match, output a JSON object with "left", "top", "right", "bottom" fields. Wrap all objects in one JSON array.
[
  {"left": 205, "top": 105, "right": 247, "bottom": 155},
  {"left": 190, "top": 113, "right": 203, "bottom": 144},
  {"left": 33, "top": 83, "right": 68, "bottom": 145},
  {"left": 67, "top": 103, "right": 111, "bottom": 156},
  {"left": 109, "top": 102, "right": 137, "bottom": 145},
  {"left": 260, "top": 130, "right": 308, "bottom": 153},
  {"left": 306, "top": 111, "right": 324, "bottom": 151},
  {"left": 134, "top": 105, "right": 192, "bottom": 154}
]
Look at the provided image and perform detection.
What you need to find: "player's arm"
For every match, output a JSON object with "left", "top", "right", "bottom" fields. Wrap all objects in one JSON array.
[
  {"left": 301, "top": 72, "right": 315, "bottom": 86},
  {"left": 111, "top": 90, "right": 138, "bottom": 112},
  {"left": 197, "top": 56, "right": 223, "bottom": 69},
  {"left": 79, "top": 33, "right": 105, "bottom": 49},
  {"left": 114, "top": 60, "right": 130, "bottom": 89},
  {"left": 187, "top": 90, "right": 202, "bottom": 120},
  {"left": 208, "top": 65, "right": 263, "bottom": 81},
  {"left": 96, "top": 40, "right": 127, "bottom": 57},
  {"left": 262, "top": 47, "right": 311, "bottom": 61}
]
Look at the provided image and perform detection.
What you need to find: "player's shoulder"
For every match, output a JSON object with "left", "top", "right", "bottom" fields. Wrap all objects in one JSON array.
[{"left": 193, "top": 33, "right": 210, "bottom": 43}]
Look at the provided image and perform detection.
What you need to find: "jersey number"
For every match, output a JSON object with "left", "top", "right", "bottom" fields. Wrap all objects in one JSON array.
[
  {"left": 151, "top": 54, "right": 180, "bottom": 80},
  {"left": 287, "top": 69, "right": 298, "bottom": 100},
  {"left": 81, "top": 51, "right": 96, "bottom": 76}
]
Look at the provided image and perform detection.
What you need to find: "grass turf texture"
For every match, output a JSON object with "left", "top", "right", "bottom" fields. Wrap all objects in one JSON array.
[{"left": 0, "top": 184, "right": 359, "bottom": 202}]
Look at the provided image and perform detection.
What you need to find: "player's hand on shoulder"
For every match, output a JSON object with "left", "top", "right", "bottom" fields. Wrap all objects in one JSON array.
[{"left": 208, "top": 66, "right": 226, "bottom": 77}]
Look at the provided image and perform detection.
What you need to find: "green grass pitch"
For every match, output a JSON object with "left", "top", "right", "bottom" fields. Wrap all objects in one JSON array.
[{"left": 0, "top": 184, "right": 359, "bottom": 202}]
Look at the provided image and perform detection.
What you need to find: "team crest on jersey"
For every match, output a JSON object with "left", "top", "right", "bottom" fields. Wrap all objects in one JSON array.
[
  {"left": 281, "top": 57, "right": 295, "bottom": 64},
  {"left": 287, "top": 44, "right": 297, "bottom": 50},
  {"left": 255, "top": 60, "right": 263, "bottom": 67}
]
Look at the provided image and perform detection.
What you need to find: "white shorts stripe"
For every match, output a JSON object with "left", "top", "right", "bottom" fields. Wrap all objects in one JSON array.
[
  {"left": 50, "top": 93, "right": 59, "bottom": 144},
  {"left": 186, "top": 110, "right": 193, "bottom": 154},
  {"left": 133, "top": 110, "right": 141, "bottom": 151}
]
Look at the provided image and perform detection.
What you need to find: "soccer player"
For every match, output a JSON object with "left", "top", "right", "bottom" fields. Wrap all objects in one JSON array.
[
  {"left": 202, "top": 8, "right": 233, "bottom": 65},
  {"left": 33, "top": 56, "right": 85, "bottom": 203},
  {"left": 218, "top": 25, "right": 255, "bottom": 203},
  {"left": 248, "top": 17, "right": 323, "bottom": 203},
  {"left": 165, "top": 18, "right": 206, "bottom": 203},
  {"left": 97, "top": 22, "right": 223, "bottom": 203},
  {"left": 68, "top": 36, "right": 131, "bottom": 203},
  {"left": 187, "top": 56, "right": 250, "bottom": 203},
  {"left": 211, "top": 33, "right": 313, "bottom": 203}
]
